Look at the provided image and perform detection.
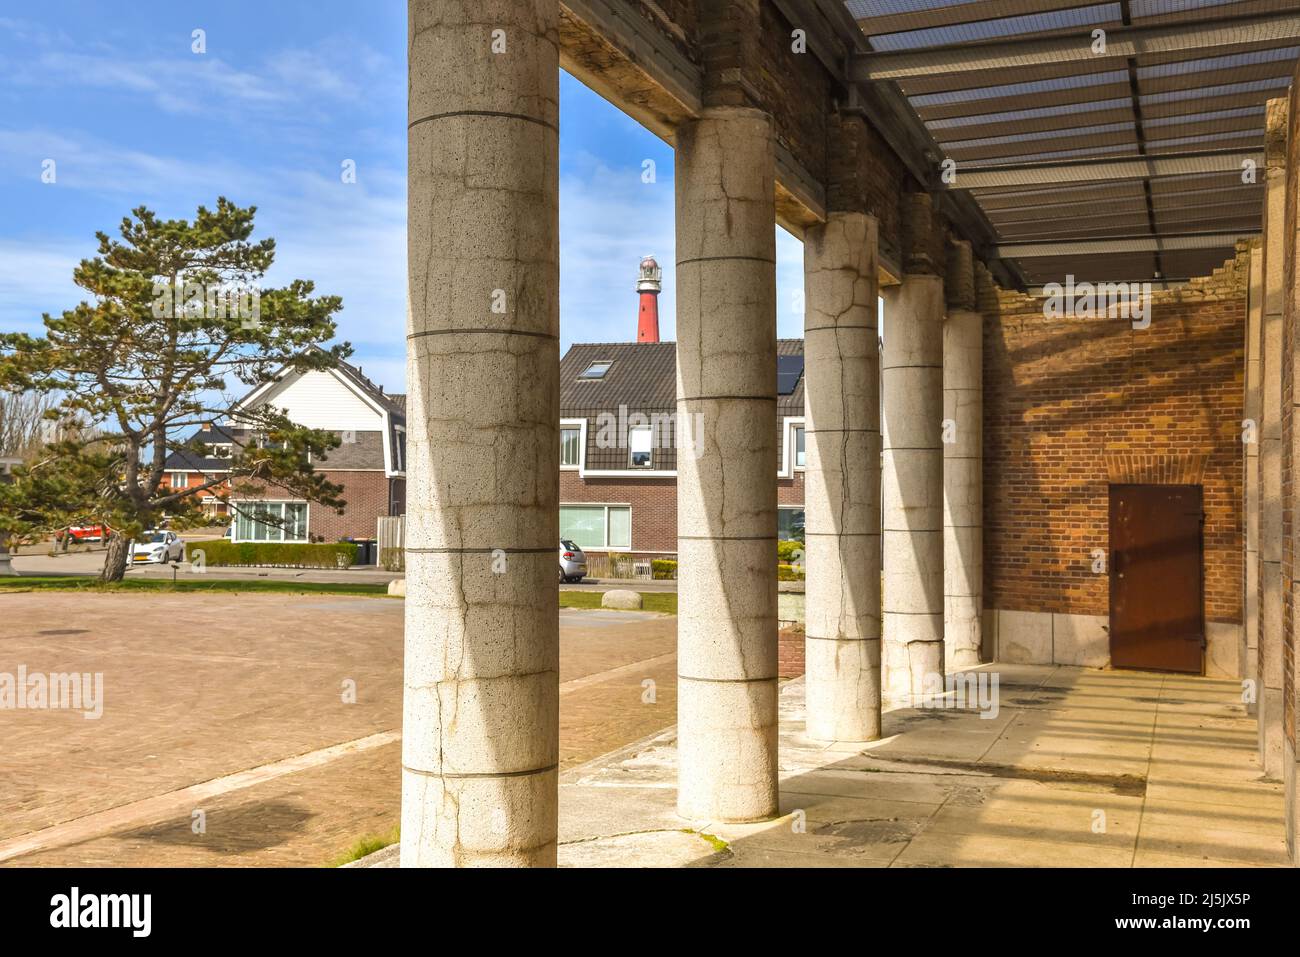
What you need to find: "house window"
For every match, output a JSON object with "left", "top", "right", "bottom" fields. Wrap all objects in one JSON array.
[
  {"left": 171, "top": 472, "right": 189, "bottom": 489},
  {"left": 233, "top": 502, "right": 308, "bottom": 543},
  {"left": 628, "top": 426, "right": 653, "bottom": 469},
  {"left": 778, "top": 506, "right": 805, "bottom": 543},
  {"left": 793, "top": 426, "right": 806, "bottom": 469},
  {"left": 560, "top": 427, "right": 582, "bottom": 468},
  {"left": 394, "top": 426, "right": 406, "bottom": 472},
  {"left": 578, "top": 361, "right": 612, "bottom": 380},
  {"left": 560, "top": 504, "right": 631, "bottom": 550}
]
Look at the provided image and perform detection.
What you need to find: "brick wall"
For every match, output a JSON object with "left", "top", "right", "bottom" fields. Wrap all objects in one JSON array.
[
  {"left": 309, "top": 471, "right": 396, "bottom": 542},
  {"left": 560, "top": 469, "right": 804, "bottom": 555},
  {"left": 1283, "top": 71, "right": 1299, "bottom": 752},
  {"left": 984, "top": 263, "right": 1248, "bottom": 627},
  {"left": 778, "top": 624, "right": 805, "bottom": 679}
]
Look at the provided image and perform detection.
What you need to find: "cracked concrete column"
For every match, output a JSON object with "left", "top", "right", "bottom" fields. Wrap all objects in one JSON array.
[
  {"left": 402, "top": 0, "right": 560, "bottom": 866},
  {"left": 882, "top": 274, "right": 945, "bottom": 705},
  {"left": 1259, "top": 97, "right": 1286, "bottom": 779},
  {"left": 803, "top": 212, "right": 882, "bottom": 742},
  {"left": 675, "top": 106, "right": 779, "bottom": 822},
  {"left": 944, "top": 244, "right": 983, "bottom": 671}
]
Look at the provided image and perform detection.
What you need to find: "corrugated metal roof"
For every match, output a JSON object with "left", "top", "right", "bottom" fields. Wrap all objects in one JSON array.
[{"left": 846, "top": 0, "right": 1298, "bottom": 283}]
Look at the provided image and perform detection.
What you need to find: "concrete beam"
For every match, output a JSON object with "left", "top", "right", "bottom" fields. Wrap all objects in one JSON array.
[
  {"left": 851, "top": 11, "right": 1300, "bottom": 81},
  {"left": 559, "top": 0, "right": 825, "bottom": 237}
]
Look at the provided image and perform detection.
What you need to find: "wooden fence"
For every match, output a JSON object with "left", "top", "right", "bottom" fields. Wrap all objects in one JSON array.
[{"left": 377, "top": 515, "right": 405, "bottom": 572}]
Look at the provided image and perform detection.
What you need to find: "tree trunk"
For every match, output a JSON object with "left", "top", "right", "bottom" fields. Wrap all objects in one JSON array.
[{"left": 100, "top": 533, "right": 129, "bottom": 583}]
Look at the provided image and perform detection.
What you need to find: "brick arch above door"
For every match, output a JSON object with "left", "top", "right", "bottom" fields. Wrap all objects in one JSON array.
[{"left": 1104, "top": 452, "right": 1209, "bottom": 486}]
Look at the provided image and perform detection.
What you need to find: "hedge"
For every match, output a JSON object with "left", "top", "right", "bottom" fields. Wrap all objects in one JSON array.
[
  {"left": 651, "top": 558, "right": 677, "bottom": 580},
  {"left": 186, "top": 541, "right": 359, "bottom": 569},
  {"left": 777, "top": 562, "right": 805, "bottom": 581},
  {"left": 777, "top": 539, "right": 805, "bottom": 563}
]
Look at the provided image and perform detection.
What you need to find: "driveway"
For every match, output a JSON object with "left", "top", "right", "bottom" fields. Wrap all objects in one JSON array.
[{"left": 0, "top": 591, "right": 675, "bottom": 866}]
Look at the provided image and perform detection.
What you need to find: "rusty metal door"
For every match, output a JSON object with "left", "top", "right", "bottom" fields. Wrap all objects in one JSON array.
[{"left": 1109, "top": 484, "right": 1205, "bottom": 674}]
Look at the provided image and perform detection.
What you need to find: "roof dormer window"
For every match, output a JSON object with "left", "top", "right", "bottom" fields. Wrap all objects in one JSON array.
[{"left": 578, "top": 360, "right": 612, "bottom": 380}]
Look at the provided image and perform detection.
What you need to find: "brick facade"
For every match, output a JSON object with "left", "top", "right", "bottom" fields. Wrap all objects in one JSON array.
[
  {"left": 983, "top": 255, "right": 1249, "bottom": 629},
  {"left": 308, "top": 471, "right": 401, "bottom": 542},
  {"left": 778, "top": 624, "right": 805, "bottom": 679},
  {"left": 559, "top": 469, "right": 803, "bottom": 556},
  {"left": 1284, "top": 70, "right": 1299, "bottom": 753}
]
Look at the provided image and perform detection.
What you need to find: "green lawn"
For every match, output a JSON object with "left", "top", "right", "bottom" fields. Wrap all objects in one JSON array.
[
  {"left": 0, "top": 576, "right": 392, "bottom": 597},
  {"left": 559, "top": 589, "right": 677, "bottom": 615},
  {"left": 0, "top": 575, "right": 678, "bottom": 611}
]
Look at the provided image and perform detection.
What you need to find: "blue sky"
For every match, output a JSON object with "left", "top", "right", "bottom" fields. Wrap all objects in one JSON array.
[{"left": 0, "top": 2, "right": 806, "bottom": 394}]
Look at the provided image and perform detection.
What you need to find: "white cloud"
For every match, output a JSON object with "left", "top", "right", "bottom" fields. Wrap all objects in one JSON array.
[{"left": 0, "top": 238, "right": 85, "bottom": 333}]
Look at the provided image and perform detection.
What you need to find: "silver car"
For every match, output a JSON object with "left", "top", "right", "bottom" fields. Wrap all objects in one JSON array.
[{"left": 559, "top": 539, "right": 587, "bottom": 583}]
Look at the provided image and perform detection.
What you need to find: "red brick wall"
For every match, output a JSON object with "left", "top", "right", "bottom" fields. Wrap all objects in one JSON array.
[
  {"left": 310, "top": 471, "right": 394, "bottom": 542},
  {"left": 559, "top": 470, "right": 804, "bottom": 555},
  {"left": 1283, "top": 76, "right": 1299, "bottom": 752},
  {"left": 984, "top": 284, "right": 1247, "bottom": 625},
  {"left": 778, "top": 625, "right": 805, "bottom": 679}
]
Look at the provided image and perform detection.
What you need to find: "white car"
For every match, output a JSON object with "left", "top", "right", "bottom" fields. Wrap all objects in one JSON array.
[{"left": 129, "top": 530, "right": 185, "bottom": 565}]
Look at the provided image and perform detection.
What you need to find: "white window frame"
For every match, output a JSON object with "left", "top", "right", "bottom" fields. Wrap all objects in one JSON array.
[
  {"left": 779, "top": 417, "right": 806, "bottom": 478},
  {"left": 559, "top": 503, "right": 631, "bottom": 551},
  {"left": 394, "top": 424, "right": 406, "bottom": 473},
  {"left": 778, "top": 505, "right": 806, "bottom": 542},
  {"left": 231, "top": 501, "right": 310, "bottom": 543},
  {"left": 628, "top": 425, "right": 653, "bottom": 469},
  {"left": 559, "top": 421, "right": 583, "bottom": 470}
]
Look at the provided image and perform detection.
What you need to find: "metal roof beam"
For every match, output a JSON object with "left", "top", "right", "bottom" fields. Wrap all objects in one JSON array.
[
  {"left": 997, "top": 232, "right": 1251, "bottom": 257},
  {"left": 851, "top": 10, "right": 1300, "bottom": 81},
  {"left": 953, "top": 148, "right": 1262, "bottom": 188}
]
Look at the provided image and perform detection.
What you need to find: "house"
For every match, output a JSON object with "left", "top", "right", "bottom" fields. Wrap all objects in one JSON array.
[
  {"left": 163, "top": 356, "right": 406, "bottom": 544},
  {"left": 558, "top": 339, "right": 806, "bottom": 559}
]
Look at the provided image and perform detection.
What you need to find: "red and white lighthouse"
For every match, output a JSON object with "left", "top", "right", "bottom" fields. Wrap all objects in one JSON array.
[{"left": 636, "top": 255, "right": 662, "bottom": 343}]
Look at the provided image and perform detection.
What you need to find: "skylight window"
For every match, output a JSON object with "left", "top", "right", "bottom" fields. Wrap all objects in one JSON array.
[{"left": 579, "top": 361, "right": 612, "bottom": 380}]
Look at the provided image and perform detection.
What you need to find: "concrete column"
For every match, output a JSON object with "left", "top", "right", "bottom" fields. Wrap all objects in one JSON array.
[
  {"left": 882, "top": 274, "right": 945, "bottom": 704},
  {"left": 402, "top": 0, "right": 560, "bottom": 866},
  {"left": 675, "top": 106, "right": 779, "bottom": 822},
  {"left": 944, "top": 241, "right": 982, "bottom": 670},
  {"left": 803, "top": 212, "right": 882, "bottom": 742},
  {"left": 1244, "top": 240, "right": 1263, "bottom": 715},
  {"left": 1260, "top": 98, "right": 1287, "bottom": 779}
]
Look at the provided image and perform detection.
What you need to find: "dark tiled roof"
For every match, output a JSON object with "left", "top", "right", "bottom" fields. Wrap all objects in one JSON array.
[
  {"left": 314, "top": 431, "right": 386, "bottom": 470},
  {"left": 163, "top": 424, "right": 253, "bottom": 471},
  {"left": 560, "top": 340, "right": 804, "bottom": 414},
  {"left": 331, "top": 353, "right": 406, "bottom": 416},
  {"left": 560, "top": 340, "right": 805, "bottom": 474}
]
